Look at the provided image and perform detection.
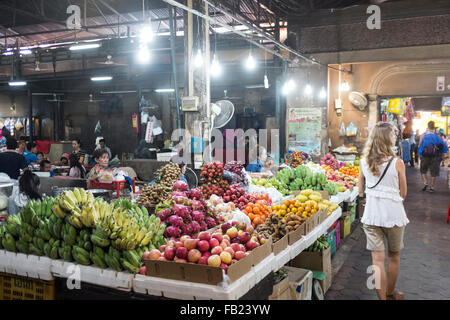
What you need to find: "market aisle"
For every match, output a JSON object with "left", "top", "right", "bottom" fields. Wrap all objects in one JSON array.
[{"left": 325, "top": 167, "right": 450, "bottom": 300}]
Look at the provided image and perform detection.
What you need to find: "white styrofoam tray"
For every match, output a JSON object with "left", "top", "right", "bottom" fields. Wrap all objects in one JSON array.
[{"left": 50, "top": 259, "right": 133, "bottom": 291}]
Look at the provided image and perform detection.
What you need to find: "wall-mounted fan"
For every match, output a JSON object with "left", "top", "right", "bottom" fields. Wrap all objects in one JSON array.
[
  {"left": 184, "top": 167, "right": 199, "bottom": 189},
  {"left": 211, "top": 100, "right": 235, "bottom": 128},
  {"left": 348, "top": 91, "right": 368, "bottom": 111}
]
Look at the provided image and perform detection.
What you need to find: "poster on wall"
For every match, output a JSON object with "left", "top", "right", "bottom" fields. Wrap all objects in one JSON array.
[
  {"left": 287, "top": 108, "right": 322, "bottom": 156},
  {"left": 437, "top": 76, "right": 445, "bottom": 91}
]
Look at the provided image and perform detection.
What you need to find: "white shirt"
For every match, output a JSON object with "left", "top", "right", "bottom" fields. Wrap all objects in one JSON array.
[{"left": 360, "top": 157, "right": 409, "bottom": 227}]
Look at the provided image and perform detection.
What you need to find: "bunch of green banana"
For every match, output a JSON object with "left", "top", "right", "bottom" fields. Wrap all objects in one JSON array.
[
  {"left": 121, "top": 250, "right": 142, "bottom": 273},
  {"left": 104, "top": 246, "right": 122, "bottom": 271},
  {"left": 72, "top": 245, "right": 91, "bottom": 265},
  {"left": 307, "top": 235, "right": 330, "bottom": 252}
]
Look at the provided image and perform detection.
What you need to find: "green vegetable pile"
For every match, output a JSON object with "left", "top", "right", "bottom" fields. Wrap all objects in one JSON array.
[
  {"left": 276, "top": 165, "right": 337, "bottom": 194},
  {"left": 306, "top": 235, "right": 330, "bottom": 252}
]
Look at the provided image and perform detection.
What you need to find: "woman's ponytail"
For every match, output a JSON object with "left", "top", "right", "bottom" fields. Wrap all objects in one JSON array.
[{"left": 19, "top": 170, "right": 42, "bottom": 200}]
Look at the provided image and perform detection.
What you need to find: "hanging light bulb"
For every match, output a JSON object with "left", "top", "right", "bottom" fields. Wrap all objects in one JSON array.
[
  {"left": 320, "top": 87, "right": 327, "bottom": 99},
  {"left": 282, "top": 79, "right": 295, "bottom": 95},
  {"left": 140, "top": 21, "right": 153, "bottom": 43},
  {"left": 340, "top": 81, "right": 350, "bottom": 92},
  {"left": 194, "top": 49, "right": 203, "bottom": 68},
  {"left": 304, "top": 84, "right": 313, "bottom": 96},
  {"left": 245, "top": 53, "right": 256, "bottom": 70},
  {"left": 264, "top": 75, "right": 269, "bottom": 89},
  {"left": 137, "top": 44, "right": 150, "bottom": 64},
  {"left": 211, "top": 54, "right": 222, "bottom": 77}
]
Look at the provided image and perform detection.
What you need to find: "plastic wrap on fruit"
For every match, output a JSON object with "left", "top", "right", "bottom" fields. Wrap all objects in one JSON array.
[
  {"left": 231, "top": 210, "right": 252, "bottom": 228},
  {"left": 222, "top": 170, "right": 235, "bottom": 184}
]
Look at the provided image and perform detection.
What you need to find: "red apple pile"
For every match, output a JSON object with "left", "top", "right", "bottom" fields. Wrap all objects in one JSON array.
[{"left": 143, "top": 221, "right": 267, "bottom": 272}]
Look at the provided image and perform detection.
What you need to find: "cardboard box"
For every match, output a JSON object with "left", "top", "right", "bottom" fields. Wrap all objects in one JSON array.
[
  {"left": 290, "top": 247, "right": 332, "bottom": 295},
  {"left": 326, "top": 229, "right": 337, "bottom": 256},
  {"left": 268, "top": 276, "right": 289, "bottom": 300},
  {"left": 288, "top": 222, "right": 306, "bottom": 245},
  {"left": 144, "top": 238, "right": 272, "bottom": 285},
  {"left": 290, "top": 247, "right": 331, "bottom": 274},
  {"left": 319, "top": 272, "right": 333, "bottom": 294},
  {"left": 272, "top": 234, "right": 289, "bottom": 255},
  {"left": 283, "top": 266, "right": 313, "bottom": 300},
  {"left": 340, "top": 212, "right": 352, "bottom": 239}
]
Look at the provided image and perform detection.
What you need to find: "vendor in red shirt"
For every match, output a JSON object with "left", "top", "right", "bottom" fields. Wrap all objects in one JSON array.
[{"left": 86, "top": 149, "right": 109, "bottom": 180}]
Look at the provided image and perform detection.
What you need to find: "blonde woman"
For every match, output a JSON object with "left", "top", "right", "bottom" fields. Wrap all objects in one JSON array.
[{"left": 358, "top": 122, "right": 409, "bottom": 300}]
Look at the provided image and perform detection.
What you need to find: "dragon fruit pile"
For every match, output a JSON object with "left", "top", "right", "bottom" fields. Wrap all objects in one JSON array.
[
  {"left": 155, "top": 181, "right": 224, "bottom": 238},
  {"left": 319, "top": 153, "right": 342, "bottom": 171}
]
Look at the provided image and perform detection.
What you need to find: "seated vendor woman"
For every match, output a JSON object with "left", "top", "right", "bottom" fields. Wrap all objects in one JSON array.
[
  {"left": 246, "top": 146, "right": 268, "bottom": 173},
  {"left": 86, "top": 149, "right": 109, "bottom": 180}
]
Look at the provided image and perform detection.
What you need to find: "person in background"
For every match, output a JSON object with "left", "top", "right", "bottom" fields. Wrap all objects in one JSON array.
[
  {"left": 418, "top": 121, "right": 448, "bottom": 192},
  {"left": 60, "top": 153, "right": 69, "bottom": 166},
  {"left": 0, "top": 138, "right": 27, "bottom": 180},
  {"left": 16, "top": 140, "right": 26, "bottom": 155},
  {"left": 68, "top": 153, "right": 86, "bottom": 179},
  {"left": 95, "top": 138, "right": 112, "bottom": 159},
  {"left": 358, "top": 122, "right": 408, "bottom": 301},
  {"left": 134, "top": 139, "right": 153, "bottom": 159},
  {"left": 24, "top": 142, "right": 40, "bottom": 165},
  {"left": 408, "top": 132, "right": 416, "bottom": 168},
  {"left": 414, "top": 129, "right": 420, "bottom": 165},
  {"left": 246, "top": 146, "right": 267, "bottom": 173},
  {"left": 39, "top": 159, "right": 54, "bottom": 177},
  {"left": 7, "top": 170, "right": 41, "bottom": 215},
  {"left": 401, "top": 135, "right": 411, "bottom": 167},
  {"left": 178, "top": 162, "right": 188, "bottom": 185},
  {"left": 36, "top": 152, "right": 45, "bottom": 161},
  {"left": 72, "top": 138, "right": 86, "bottom": 164},
  {"left": 86, "top": 149, "right": 109, "bottom": 180}
]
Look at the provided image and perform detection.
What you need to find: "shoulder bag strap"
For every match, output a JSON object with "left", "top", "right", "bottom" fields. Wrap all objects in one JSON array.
[{"left": 367, "top": 158, "right": 394, "bottom": 189}]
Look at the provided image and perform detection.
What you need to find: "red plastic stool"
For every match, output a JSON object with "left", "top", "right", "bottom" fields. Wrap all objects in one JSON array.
[{"left": 447, "top": 200, "right": 450, "bottom": 224}]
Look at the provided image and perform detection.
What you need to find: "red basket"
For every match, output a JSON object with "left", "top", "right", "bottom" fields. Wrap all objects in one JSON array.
[{"left": 89, "top": 179, "right": 135, "bottom": 199}]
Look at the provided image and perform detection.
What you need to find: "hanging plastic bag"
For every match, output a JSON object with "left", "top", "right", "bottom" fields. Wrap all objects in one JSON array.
[
  {"left": 346, "top": 122, "right": 358, "bottom": 137},
  {"left": 339, "top": 122, "right": 346, "bottom": 136},
  {"left": 94, "top": 120, "right": 102, "bottom": 134},
  {"left": 15, "top": 119, "right": 23, "bottom": 131}
]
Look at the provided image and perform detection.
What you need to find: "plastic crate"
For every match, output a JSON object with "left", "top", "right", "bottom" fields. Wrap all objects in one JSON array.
[
  {"left": 0, "top": 272, "right": 55, "bottom": 300},
  {"left": 89, "top": 179, "right": 135, "bottom": 199},
  {"left": 326, "top": 229, "right": 337, "bottom": 256}
]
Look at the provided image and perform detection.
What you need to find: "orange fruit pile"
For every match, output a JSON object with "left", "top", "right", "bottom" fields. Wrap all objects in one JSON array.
[
  {"left": 244, "top": 200, "right": 272, "bottom": 228},
  {"left": 339, "top": 166, "right": 359, "bottom": 178},
  {"left": 272, "top": 199, "right": 319, "bottom": 218}
]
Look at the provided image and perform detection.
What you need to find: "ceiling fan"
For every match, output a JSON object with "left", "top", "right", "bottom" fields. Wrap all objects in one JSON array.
[
  {"left": 80, "top": 93, "right": 104, "bottom": 103},
  {"left": 24, "top": 60, "right": 53, "bottom": 72},
  {"left": 95, "top": 55, "right": 127, "bottom": 66},
  {"left": 213, "top": 90, "right": 243, "bottom": 101},
  {"left": 47, "top": 93, "right": 71, "bottom": 102}
]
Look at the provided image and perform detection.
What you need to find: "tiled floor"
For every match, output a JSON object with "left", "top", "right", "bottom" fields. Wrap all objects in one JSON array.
[{"left": 325, "top": 166, "right": 450, "bottom": 300}]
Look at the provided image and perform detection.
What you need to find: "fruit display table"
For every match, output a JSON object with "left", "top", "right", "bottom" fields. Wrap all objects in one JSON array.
[{"left": 0, "top": 207, "right": 342, "bottom": 300}]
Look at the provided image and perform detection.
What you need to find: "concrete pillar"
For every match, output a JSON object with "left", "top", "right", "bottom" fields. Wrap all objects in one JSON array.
[
  {"left": 367, "top": 94, "right": 378, "bottom": 130},
  {"left": 183, "top": 0, "right": 211, "bottom": 167}
]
